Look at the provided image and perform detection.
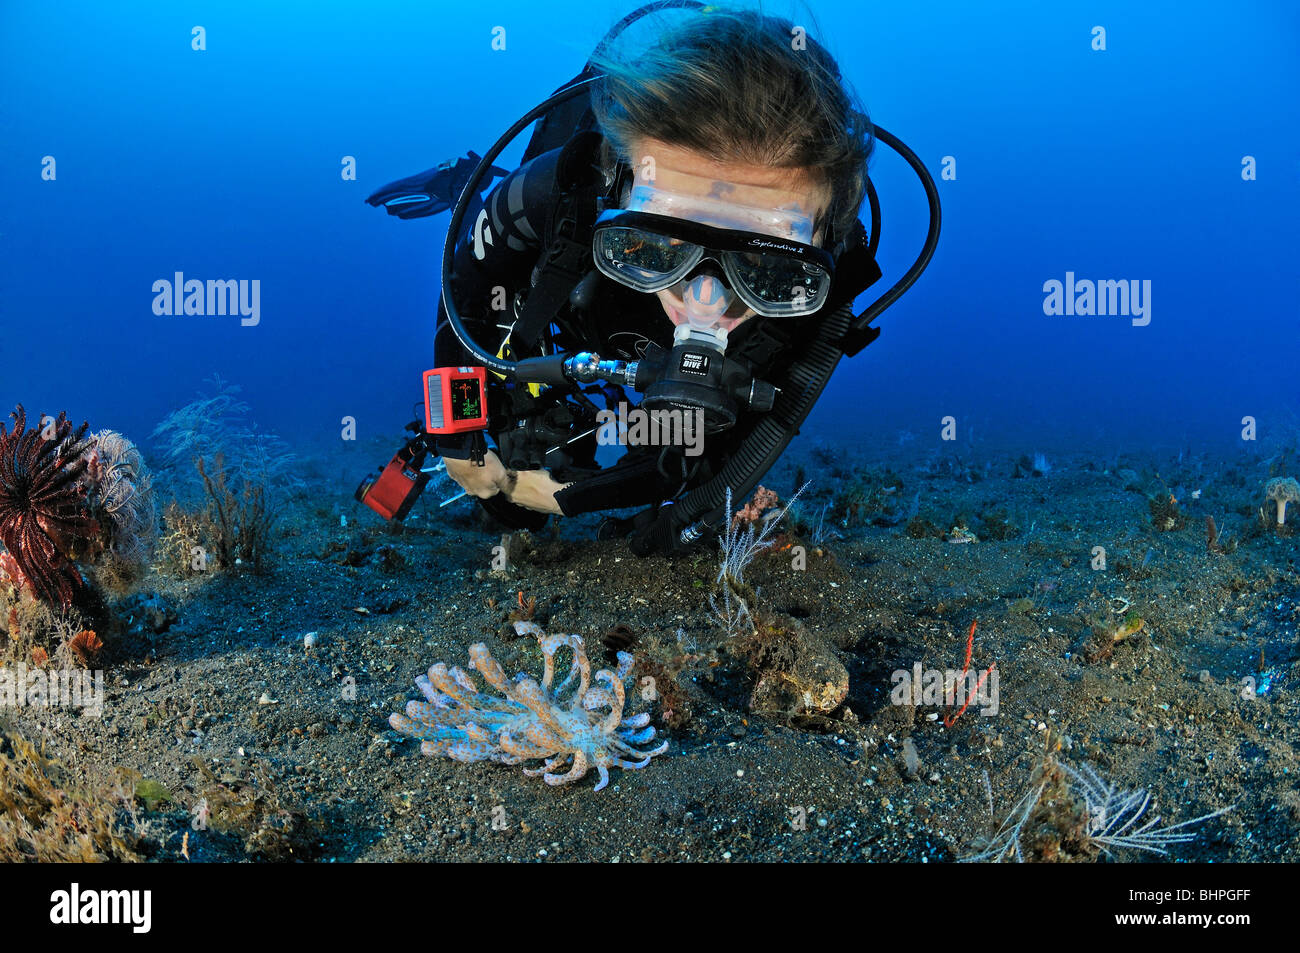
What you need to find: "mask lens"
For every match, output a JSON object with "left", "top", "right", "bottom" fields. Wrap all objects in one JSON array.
[
  {"left": 728, "top": 253, "right": 831, "bottom": 316},
  {"left": 594, "top": 226, "right": 699, "bottom": 291}
]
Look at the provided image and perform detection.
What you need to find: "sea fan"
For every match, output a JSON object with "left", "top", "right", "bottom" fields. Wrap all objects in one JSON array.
[
  {"left": 151, "top": 376, "right": 300, "bottom": 497},
  {"left": 0, "top": 406, "right": 96, "bottom": 607},
  {"left": 149, "top": 374, "right": 250, "bottom": 472}
]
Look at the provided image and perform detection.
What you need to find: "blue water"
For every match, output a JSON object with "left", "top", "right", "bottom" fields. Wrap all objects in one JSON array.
[{"left": 3, "top": 0, "right": 1297, "bottom": 465}]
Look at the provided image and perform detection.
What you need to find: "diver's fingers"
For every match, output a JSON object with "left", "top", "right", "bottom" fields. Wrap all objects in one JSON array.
[{"left": 443, "top": 452, "right": 509, "bottom": 499}]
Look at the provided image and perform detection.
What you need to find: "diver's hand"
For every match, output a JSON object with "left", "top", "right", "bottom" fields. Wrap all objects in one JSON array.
[
  {"left": 442, "top": 453, "right": 569, "bottom": 515},
  {"left": 443, "top": 452, "right": 512, "bottom": 499}
]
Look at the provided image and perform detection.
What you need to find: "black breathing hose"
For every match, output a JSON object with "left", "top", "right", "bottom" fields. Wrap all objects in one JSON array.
[
  {"left": 662, "top": 128, "right": 941, "bottom": 537},
  {"left": 854, "top": 126, "right": 941, "bottom": 330},
  {"left": 664, "top": 302, "right": 854, "bottom": 538},
  {"left": 438, "top": 77, "right": 600, "bottom": 375}
]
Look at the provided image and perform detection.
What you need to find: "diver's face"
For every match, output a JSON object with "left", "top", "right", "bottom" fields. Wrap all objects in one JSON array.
[{"left": 627, "top": 137, "right": 830, "bottom": 333}]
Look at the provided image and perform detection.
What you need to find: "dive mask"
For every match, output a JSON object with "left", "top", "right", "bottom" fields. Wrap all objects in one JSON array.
[{"left": 592, "top": 185, "right": 834, "bottom": 318}]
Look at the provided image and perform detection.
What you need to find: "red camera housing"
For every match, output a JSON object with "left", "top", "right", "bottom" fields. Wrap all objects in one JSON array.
[{"left": 355, "top": 447, "right": 428, "bottom": 521}]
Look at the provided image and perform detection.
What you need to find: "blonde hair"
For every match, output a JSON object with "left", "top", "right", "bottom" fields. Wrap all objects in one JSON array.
[{"left": 590, "top": 4, "right": 872, "bottom": 245}]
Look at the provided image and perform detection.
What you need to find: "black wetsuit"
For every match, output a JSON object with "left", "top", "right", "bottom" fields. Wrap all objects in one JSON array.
[{"left": 432, "top": 140, "right": 824, "bottom": 523}]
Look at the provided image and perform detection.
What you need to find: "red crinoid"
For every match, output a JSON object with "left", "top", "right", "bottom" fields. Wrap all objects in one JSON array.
[{"left": 0, "top": 405, "right": 97, "bottom": 607}]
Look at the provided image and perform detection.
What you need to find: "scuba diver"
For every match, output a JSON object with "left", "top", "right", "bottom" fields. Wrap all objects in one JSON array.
[{"left": 357, "top": 1, "right": 940, "bottom": 556}]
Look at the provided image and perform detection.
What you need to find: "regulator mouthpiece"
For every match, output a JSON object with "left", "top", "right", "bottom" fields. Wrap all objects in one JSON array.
[{"left": 675, "top": 272, "right": 734, "bottom": 351}]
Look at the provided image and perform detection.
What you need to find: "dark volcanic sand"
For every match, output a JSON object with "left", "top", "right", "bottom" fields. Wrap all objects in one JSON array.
[{"left": 4, "top": 438, "right": 1297, "bottom": 863}]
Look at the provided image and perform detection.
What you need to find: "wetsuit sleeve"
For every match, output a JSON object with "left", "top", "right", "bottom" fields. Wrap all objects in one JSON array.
[{"left": 430, "top": 147, "right": 563, "bottom": 459}]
